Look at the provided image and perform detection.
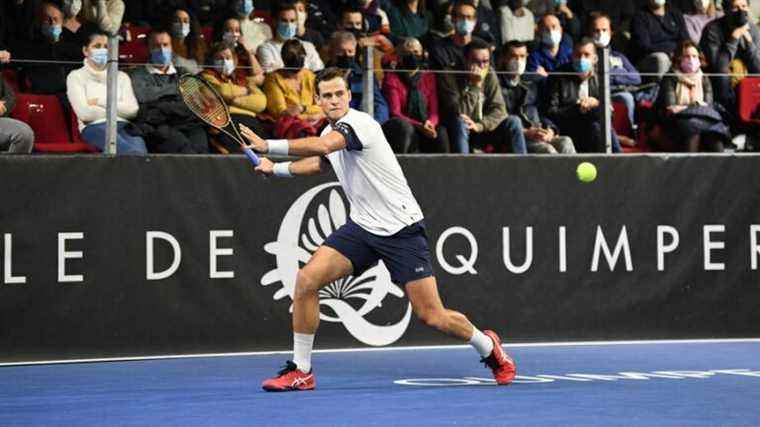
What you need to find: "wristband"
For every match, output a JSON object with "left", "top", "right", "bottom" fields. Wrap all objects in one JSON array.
[
  {"left": 267, "top": 139, "right": 289, "bottom": 156},
  {"left": 273, "top": 161, "right": 293, "bottom": 178}
]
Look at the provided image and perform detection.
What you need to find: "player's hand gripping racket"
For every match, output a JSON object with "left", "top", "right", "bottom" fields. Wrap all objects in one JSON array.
[{"left": 177, "top": 74, "right": 260, "bottom": 166}]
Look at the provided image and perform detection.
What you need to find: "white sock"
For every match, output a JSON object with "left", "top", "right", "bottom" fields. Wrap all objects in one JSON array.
[
  {"left": 469, "top": 328, "right": 494, "bottom": 358},
  {"left": 293, "top": 332, "right": 315, "bottom": 373}
]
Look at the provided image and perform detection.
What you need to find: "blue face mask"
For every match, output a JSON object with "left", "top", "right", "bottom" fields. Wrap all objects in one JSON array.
[
  {"left": 574, "top": 57, "right": 593, "bottom": 73},
  {"left": 43, "top": 23, "right": 63, "bottom": 41},
  {"left": 90, "top": 48, "right": 109, "bottom": 67},
  {"left": 277, "top": 21, "right": 297, "bottom": 40},
  {"left": 150, "top": 47, "right": 173, "bottom": 65},
  {"left": 240, "top": 0, "right": 254, "bottom": 16},
  {"left": 454, "top": 19, "right": 475, "bottom": 36}
]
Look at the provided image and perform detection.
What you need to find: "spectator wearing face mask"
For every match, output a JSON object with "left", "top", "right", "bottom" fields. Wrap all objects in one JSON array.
[
  {"left": 11, "top": 2, "right": 83, "bottom": 94},
  {"left": 549, "top": 0, "right": 580, "bottom": 44},
  {"left": 387, "top": 0, "right": 432, "bottom": 39},
  {"left": 655, "top": 40, "right": 730, "bottom": 151},
  {"left": 631, "top": 0, "right": 690, "bottom": 79},
  {"left": 216, "top": 16, "right": 266, "bottom": 86},
  {"left": 382, "top": 37, "right": 450, "bottom": 153},
  {"left": 263, "top": 39, "right": 326, "bottom": 138},
  {"left": 546, "top": 37, "right": 623, "bottom": 153},
  {"left": 429, "top": 0, "right": 486, "bottom": 71},
  {"left": 684, "top": 0, "right": 722, "bottom": 43},
  {"left": 129, "top": 29, "right": 209, "bottom": 153},
  {"left": 329, "top": 31, "right": 389, "bottom": 124},
  {"left": 498, "top": 40, "right": 575, "bottom": 154},
  {"left": 228, "top": 0, "right": 272, "bottom": 53},
  {"left": 527, "top": 14, "right": 573, "bottom": 77},
  {"left": 590, "top": 12, "right": 642, "bottom": 147},
  {"left": 498, "top": 0, "right": 535, "bottom": 44},
  {"left": 201, "top": 42, "right": 269, "bottom": 152},
  {"left": 62, "top": 0, "right": 98, "bottom": 48},
  {"left": 67, "top": 32, "right": 145, "bottom": 154},
  {"left": 338, "top": 6, "right": 395, "bottom": 53},
  {"left": 165, "top": 8, "right": 207, "bottom": 75},
  {"left": 421, "top": 1, "right": 454, "bottom": 50},
  {"left": 439, "top": 38, "right": 527, "bottom": 154},
  {"left": 294, "top": 0, "right": 325, "bottom": 47},
  {"left": 257, "top": 2, "right": 324, "bottom": 73},
  {"left": 81, "top": 0, "right": 125, "bottom": 34},
  {"left": 700, "top": 0, "right": 760, "bottom": 109}
]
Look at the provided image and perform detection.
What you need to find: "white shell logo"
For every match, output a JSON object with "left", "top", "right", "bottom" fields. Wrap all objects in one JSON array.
[{"left": 261, "top": 182, "right": 412, "bottom": 346}]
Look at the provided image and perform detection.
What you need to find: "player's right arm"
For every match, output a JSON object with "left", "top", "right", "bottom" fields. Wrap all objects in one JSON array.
[{"left": 254, "top": 156, "right": 331, "bottom": 178}]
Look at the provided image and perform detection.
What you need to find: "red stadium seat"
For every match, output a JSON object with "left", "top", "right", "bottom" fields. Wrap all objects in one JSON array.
[
  {"left": 737, "top": 76, "right": 760, "bottom": 125},
  {"left": 119, "top": 40, "right": 150, "bottom": 64},
  {"left": 127, "top": 25, "right": 151, "bottom": 41},
  {"left": 612, "top": 100, "right": 632, "bottom": 137},
  {"left": 201, "top": 26, "right": 214, "bottom": 41},
  {"left": 10, "top": 93, "right": 97, "bottom": 153},
  {"left": 253, "top": 10, "right": 272, "bottom": 27}
]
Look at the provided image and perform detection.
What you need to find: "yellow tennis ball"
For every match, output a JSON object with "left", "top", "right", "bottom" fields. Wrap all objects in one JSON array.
[{"left": 577, "top": 162, "right": 597, "bottom": 183}]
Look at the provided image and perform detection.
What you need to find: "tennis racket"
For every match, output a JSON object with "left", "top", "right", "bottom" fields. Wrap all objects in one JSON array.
[{"left": 177, "top": 74, "right": 261, "bottom": 166}]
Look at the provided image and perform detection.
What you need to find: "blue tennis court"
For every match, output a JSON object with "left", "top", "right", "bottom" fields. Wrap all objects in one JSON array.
[{"left": 1, "top": 339, "right": 758, "bottom": 426}]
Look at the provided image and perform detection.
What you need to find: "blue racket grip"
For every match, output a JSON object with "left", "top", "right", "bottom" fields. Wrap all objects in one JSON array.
[{"left": 243, "top": 147, "right": 261, "bottom": 166}]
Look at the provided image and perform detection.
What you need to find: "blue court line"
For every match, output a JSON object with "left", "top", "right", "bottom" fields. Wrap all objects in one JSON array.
[{"left": 1, "top": 340, "right": 758, "bottom": 426}]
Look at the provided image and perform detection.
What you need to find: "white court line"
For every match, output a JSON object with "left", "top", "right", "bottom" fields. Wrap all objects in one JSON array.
[{"left": 1, "top": 338, "right": 759, "bottom": 368}]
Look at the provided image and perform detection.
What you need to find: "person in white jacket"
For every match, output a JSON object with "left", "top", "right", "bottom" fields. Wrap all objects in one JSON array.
[{"left": 67, "top": 31, "right": 146, "bottom": 154}]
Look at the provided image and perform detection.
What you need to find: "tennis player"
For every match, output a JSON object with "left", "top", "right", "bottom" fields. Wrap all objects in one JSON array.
[{"left": 240, "top": 67, "right": 516, "bottom": 392}]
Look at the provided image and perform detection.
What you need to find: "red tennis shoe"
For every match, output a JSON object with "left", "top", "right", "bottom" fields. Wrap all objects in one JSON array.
[
  {"left": 481, "top": 330, "right": 516, "bottom": 385},
  {"left": 261, "top": 361, "right": 315, "bottom": 392}
]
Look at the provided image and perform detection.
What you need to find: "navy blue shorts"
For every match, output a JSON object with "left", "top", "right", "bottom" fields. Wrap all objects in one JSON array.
[{"left": 324, "top": 219, "right": 434, "bottom": 285}]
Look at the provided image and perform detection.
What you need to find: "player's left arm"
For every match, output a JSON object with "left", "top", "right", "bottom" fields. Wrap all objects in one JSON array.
[{"left": 240, "top": 124, "right": 348, "bottom": 157}]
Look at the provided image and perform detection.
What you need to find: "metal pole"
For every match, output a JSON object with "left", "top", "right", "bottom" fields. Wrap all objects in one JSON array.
[
  {"left": 598, "top": 46, "right": 612, "bottom": 153},
  {"left": 104, "top": 35, "right": 119, "bottom": 155},
  {"left": 361, "top": 45, "right": 374, "bottom": 118}
]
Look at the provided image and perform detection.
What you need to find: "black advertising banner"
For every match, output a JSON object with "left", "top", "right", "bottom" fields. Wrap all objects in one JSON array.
[{"left": 1, "top": 155, "right": 759, "bottom": 362}]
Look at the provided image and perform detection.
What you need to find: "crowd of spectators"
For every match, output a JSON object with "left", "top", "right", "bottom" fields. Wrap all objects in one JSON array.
[{"left": 2, "top": 0, "right": 760, "bottom": 155}]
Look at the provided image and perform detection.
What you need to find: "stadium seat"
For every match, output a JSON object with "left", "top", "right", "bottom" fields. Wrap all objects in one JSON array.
[
  {"left": 737, "top": 76, "right": 760, "bottom": 125},
  {"left": 201, "top": 26, "right": 214, "bottom": 41},
  {"left": 253, "top": 10, "right": 272, "bottom": 27},
  {"left": 126, "top": 25, "right": 151, "bottom": 41},
  {"left": 119, "top": 40, "right": 150, "bottom": 64},
  {"left": 10, "top": 93, "right": 97, "bottom": 153}
]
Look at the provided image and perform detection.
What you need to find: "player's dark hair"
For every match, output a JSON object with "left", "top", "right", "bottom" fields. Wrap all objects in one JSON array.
[{"left": 315, "top": 67, "right": 350, "bottom": 95}]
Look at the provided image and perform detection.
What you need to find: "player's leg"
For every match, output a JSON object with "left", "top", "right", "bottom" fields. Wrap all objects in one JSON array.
[
  {"left": 262, "top": 245, "right": 352, "bottom": 391},
  {"left": 405, "top": 275, "right": 516, "bottom": 385}
]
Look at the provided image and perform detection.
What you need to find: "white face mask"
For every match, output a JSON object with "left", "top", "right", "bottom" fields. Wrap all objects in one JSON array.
[
  {"left": 542, "top": 30, "right": 562, "bottom": 47},
  {"left": 653, "top": 0, "right": 666, "bottom": 6},
  {"left": 173, "top": 22, "right": 191, "bottom": 39},
  {"left": 65, "top": 0, "right": 82, "bottom": 17},
  {"left": 223, "top": 31, "right": 239, "bottom": 47},
  {"left": 216, "top": 58, "right": 236, "bottom": 76},
  {"left": 506, "top": 58, "right": 527, "bottom": 75},
  {"left": 594, "top": 31, "right": 611, "bottom": 48}
]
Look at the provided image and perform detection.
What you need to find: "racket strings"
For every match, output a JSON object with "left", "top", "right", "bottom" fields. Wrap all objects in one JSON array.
[{"left": 179, "top": 78, "right": 230, "bottom": 128}]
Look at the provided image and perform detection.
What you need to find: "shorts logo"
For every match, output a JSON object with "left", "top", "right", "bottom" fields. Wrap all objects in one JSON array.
[{"left": 261, "top": 182, "right": 412, "bottom": 346}]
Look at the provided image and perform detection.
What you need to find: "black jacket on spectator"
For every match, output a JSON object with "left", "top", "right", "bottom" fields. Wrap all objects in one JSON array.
[
  {"left": 10, "top": 33, "right": 83, "bottom": 94},
  {"left": 630, "top": 6, "right": 689, "bottom": 61},
  {"left": 429, "top": 35, "right": 487, "bottom": 70},
  {"left": 3, "top": 0, "right": 42, "bottom": 42},
  {"left": 546, "top": 63, "right": 617, "bottom": 152},
  {"left": 700, "top": 17, "right": 760, "bottom": 74},
  {"left": 500, "top": 75, "right": 556, "bottom": 131},
  {"left": 129, "top": 66, "right": 208, "bottom": 153},
  {"left": 474, "top": 3, "right": 500, "bottom": 49}
]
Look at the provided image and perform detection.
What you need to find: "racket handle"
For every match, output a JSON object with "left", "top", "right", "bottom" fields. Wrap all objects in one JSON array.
[{"left": 243, "top": 147, "right": 261, "bottom": 166}]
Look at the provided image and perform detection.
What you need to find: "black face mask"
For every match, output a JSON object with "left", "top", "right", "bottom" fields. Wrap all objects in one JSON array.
[
  {"left": 336, "top": 55, "right": 359, "bottom": 70},
  {"left": 399, "top": 53, "right": 426, "bottom": 71},
  {"left": 282, "top": 53, "right": 306, "bottom": 70},
  {"left": 732, "top": 9, "right": 749, "bottom": 27}
]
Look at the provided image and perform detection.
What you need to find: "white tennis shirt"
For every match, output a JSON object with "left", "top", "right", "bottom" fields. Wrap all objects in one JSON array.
[{"left": 322, "top": 108, "right": 424, "bottom": 236}]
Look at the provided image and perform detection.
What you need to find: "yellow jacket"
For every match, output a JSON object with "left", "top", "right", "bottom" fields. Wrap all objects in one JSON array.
[
  {"left": 201, "top": 70, "right": 267, "bottom": 118},
  {"left": 263, "top": 69, "right": 322, "bottom": 120}
]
